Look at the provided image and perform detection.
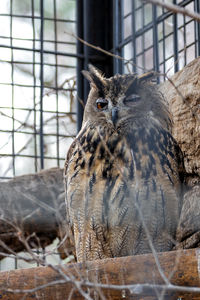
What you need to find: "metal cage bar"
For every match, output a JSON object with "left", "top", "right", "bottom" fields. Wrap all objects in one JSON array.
[
  {"left": 76, "top": 0, "right": 114, "bottom": 131},
  {"left": 39, "top": 0, "right": 44, "bottom": 169},
  {"left": 113, "top": 0, "right": 124, "bottom": 74}
]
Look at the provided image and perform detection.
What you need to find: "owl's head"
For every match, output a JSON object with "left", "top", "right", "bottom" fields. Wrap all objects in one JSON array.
[{"left": 82, "top": 65, "right": 171, "bottom": 132}]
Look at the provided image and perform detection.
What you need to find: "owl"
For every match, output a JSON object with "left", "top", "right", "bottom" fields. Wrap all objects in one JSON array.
[{"left": 64, "top": 65, "right": 183, "bottom": 262}]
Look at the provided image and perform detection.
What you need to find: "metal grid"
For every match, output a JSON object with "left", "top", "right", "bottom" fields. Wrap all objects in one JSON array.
[
  {"left": 0, "top": 0, "right": 77, "bottom": 180},
  {"left": 113, "top": 0, "right": 200, "bottom": 80}
]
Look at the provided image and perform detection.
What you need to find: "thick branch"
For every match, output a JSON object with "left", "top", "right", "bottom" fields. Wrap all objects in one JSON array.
[
  {"left": 0, "top": 168, "right": 67, "bottom": 257},
  {"left": 159, "top": 57, "right": 200, "bottom": 177},
  {"left": 0, "top": 249, "right": 200, "bottom": 299},
  {"left": 159, "top": 57, "right": 200, "bottom": 248}
]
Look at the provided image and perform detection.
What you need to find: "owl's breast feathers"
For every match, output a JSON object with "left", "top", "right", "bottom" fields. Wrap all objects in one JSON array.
[{"left": 64, "top": 123, "right": 182, "bottom": 261}]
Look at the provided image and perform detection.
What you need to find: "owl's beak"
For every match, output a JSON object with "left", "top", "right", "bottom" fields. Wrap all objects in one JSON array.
[{"left": 111, "top": 107, "right": 118, "bottom": 126}]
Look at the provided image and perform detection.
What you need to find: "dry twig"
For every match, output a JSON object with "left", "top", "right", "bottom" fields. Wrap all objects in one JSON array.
[{"left": 143, "top": 0, "right": 200, "bottom": 22}]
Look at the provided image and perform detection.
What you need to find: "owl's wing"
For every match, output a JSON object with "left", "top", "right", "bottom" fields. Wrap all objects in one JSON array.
[
  {"left": 64, "top": 122, "right": 89, "bottom": 173},
  {"left": 64, "top": 138, "right": 77, "bottom": 174},
  {"left": 63, "top": 138, "right": 79, "bottom": 260},
  {"left": 111, "top": 125, "right": 183, "bottom": 254}
]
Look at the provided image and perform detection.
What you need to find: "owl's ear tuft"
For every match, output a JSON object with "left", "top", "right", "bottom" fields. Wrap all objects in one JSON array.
[
  {"left": 82, "top": 64, "right": 107, "bottom": 95},
  {"left": 81, "top": 70, "right": 93, "bottom": 82},
  {"left": 88, "top": 64, "right": 104, "bottom": 79}
]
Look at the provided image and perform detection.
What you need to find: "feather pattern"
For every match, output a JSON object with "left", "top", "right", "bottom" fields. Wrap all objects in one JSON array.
[{"left": 64, "top": 66, "right": 183, "bottom": 262}]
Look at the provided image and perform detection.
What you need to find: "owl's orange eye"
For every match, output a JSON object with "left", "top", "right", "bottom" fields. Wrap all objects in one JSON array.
[{"left": 96, "top": 99, "right": 108, "bottom": 110}]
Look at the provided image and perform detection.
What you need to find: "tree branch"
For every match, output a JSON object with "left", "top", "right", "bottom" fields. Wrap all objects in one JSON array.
[
  {"left": 1, "top": 249, "right": 200, "bottom": 299},
  {"left": 143, "top": 0, "right": 200, "bottom": 22}
]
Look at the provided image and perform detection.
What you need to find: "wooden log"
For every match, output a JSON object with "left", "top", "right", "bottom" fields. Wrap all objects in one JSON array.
[
  {"left": 0, "top": 249, "right": 200, "bottom": 299},
  {"left": 159, "top": 56, "right": 200, "bottom": 178},
  {"left": 0, "top": 168, "right": 69, "bottom": 258}
]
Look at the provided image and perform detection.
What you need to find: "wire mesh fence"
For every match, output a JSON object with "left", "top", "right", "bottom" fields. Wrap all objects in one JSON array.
[
  {"left": 113, "top": 0, "right": 200, "bottom": 79},
  {"left": 0, "top": 0, "right": 77, "bottom": 180}
]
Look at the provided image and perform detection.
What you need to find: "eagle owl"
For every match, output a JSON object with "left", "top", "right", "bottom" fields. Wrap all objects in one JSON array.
[{"left": 64, "top": 65, "right": 183, "bottom": 262}]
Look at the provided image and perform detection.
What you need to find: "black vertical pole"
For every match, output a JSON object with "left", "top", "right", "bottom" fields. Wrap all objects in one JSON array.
[
  {"left": 76, "top": 0, "right": 84, "bottom": 131},
  {"left": 152, "top": 4, "right": 159, "bottom": 83},
  {"left": 195, "top": 0, "right": 200, "bottom": 57},
  {"left": 173, "top": 0, "right": 179, "bottom": 73},
  {"left": 76, "top": 0, "right": 114, "bottom": 131},
  {"left": 131, "top": 0, "right": 136, "bottom": 73},
  {"left": 40, "top": 0, "right": 44, "bottom": 169},
  {"left": 113, "top": 0, "right": 123, "bottom": 74},
  {"left": 10, "top": 0, "right": 15, "bottom": 177}
]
